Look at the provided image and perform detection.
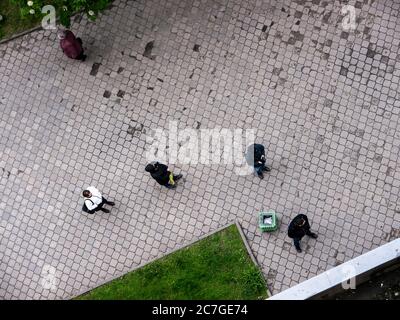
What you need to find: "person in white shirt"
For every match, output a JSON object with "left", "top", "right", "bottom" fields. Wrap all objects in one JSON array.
[{"left": 82, "top": 186, "right": 115, "bottom": 214}]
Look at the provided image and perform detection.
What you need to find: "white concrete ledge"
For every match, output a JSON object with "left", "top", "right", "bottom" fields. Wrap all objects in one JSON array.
[{"left": 268, "top": 238, "right": 400, "bottom": 300}]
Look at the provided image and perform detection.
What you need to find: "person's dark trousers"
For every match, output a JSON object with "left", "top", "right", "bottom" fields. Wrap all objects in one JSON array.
[
  {"left": 305, "top": 229, "right": 314, "bottom": 237},
  {"left": 101, "top": 197, "right": 114, "bottom": 205},
  {"left": 293, "top": 238, "right": 302, "bottom": 251},
  {"left": 254, "top": 164, "right": 270, "bottom": 177},
  {"left": 293, "top": 230, "right": 316, "bottom": 251},
  {"left": 99, "top": 197, "right": 114, "bottom": 207},
  {"left": 95, "top": 197, "right": 115, "bottom": 212},
  {"left": 254, "top": 165, "right": 263, "bottom": 175},
  {"left": 163, "top": 174, "right": 182, "bottom": 189},
  {"left": 75, "top": 38, "right": 87, "bottom": 61},
  {"left": 94, "top": 207, "right": 109, "bottom": 213}
]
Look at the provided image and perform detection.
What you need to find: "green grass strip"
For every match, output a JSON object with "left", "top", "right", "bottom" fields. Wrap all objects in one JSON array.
[{"left": 77, "top": 225, "right": 268, "bottom": 300}]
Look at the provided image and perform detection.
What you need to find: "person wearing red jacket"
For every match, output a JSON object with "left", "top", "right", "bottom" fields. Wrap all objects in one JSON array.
[{"left": 58, "top": 29, "right": 87, "bottom": 61}]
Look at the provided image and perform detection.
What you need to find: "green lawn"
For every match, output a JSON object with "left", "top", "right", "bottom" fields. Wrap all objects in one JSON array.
[
  {"left": 0, "top": 1, "right": 43, "bottom": 40},
  {"left": 77, "top": 225, "right": 268, "bottom": 300}
]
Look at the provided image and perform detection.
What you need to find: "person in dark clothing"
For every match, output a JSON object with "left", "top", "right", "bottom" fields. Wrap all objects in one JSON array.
[
  {"left": 145, "top": 162, "right": 183, "bottom": 189},
  {"left": 245, "top": 143, "right": 271, "bottom": 179},
  {"left": 58, "top": 30, "right": 87, "bottom": 61},
  {"left": 288, "top": 214, "right": 318, "bottom": 253}
]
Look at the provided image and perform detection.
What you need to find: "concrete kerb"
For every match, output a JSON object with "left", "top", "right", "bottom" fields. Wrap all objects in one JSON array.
[
  {"left": 0, "top": 10, "right": 86, "bottom": 45},
  {"left": 235, "top": 221, "right": 273, "bottom": 297},
  {"left": 0, "top": 2, "right": 119, "bottom": 45},
  {"left": 0, "top": 25, "right": 43, "bottom": 45}
]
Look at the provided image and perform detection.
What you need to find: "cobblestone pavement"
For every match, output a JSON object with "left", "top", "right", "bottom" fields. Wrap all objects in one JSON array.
[{"left": 1, "top": 0, "right": 400, "bottom": 299}]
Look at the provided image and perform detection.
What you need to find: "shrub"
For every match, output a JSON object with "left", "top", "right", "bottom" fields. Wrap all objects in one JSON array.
[
  {"left": 0, "top": 21, "right": 4, "bottom": 39},
  {"left": 10, "top": 0, "right": 111, "bottom": 28}
]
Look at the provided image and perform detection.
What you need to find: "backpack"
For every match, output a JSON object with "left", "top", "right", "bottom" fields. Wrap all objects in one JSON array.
[{"left": 82, "top": 199, "right": 95, "bottom": 214}]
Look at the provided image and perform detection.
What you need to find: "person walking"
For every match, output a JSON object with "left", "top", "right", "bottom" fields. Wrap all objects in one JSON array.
[
  {"left": 145, "top": 162, "right": 183, "bottom": 189},
  {"left": 82, "top": 186, "right": 115, "bottom": 214},
  {"left": 288, "top": 214, "right": 318, "bottom": 253},
  {"left": 58, "top": 29, "right": 87, "bottom": 61},
  {"left": 245, "top": 143, "right": 271, "bottom": 179}
]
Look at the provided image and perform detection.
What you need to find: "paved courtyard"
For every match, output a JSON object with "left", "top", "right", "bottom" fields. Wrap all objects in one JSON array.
[{"left": 1, "top": 0, "right": 400, "bottom": 299}]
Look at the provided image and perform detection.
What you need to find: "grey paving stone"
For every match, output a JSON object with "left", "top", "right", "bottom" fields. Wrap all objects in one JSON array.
[{"left": 1, "top": 0, "right": 400, "bottom": 299}]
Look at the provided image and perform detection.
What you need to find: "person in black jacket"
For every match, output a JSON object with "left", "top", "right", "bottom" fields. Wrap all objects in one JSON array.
[
  {"left": 145, "top": 162, "right": 183, "bottom": 189},
  {"left": 288, "top": 214, "right": 318, "bottom": 253},
  {"left": 245, "top": 143, "right": 271, "bottom": 179}
]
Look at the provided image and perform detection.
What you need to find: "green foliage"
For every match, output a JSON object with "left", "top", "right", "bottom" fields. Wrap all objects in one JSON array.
[
  {"left": 240, "top": 266, "right": 267, "bottom": 296},
  {"left": 77, "top": 225, "right": 269, "bottom": 300},
  {"left": 59, "top": 6, "right": 71, "bottom": 28},
  {"left": 9, "top": 0, "right": 111, "bottom": 28},
  {"left": 0, "top": 0, "right": 43, "bottom": 40}
]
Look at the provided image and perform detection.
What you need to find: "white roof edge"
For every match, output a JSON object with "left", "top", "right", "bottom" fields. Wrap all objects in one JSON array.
[{"left": 268, "top": 238, "right": 400, "bottom": 300}]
